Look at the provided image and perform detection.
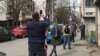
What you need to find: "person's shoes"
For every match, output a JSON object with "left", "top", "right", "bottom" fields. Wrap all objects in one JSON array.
[
  {"left": 68, "top": 48, "right": 71, "bottom": 50},
  {"left": 73, "top": 40, "right": 75, "bottom": 42},
  {"left": 63, "top": 47, "right": 66, "bottom": 50},
  {"left": 55, "top": 54, "right": 57, "bottom": 56},
  {"left": 49, "top": 54, "right": 52, "bottom": 56},
  {"left": 64, "top": 48, "right": 66, "bottom": 50},
  {"left": 80, "top": 38, "right": 82, "bottom": 40}
]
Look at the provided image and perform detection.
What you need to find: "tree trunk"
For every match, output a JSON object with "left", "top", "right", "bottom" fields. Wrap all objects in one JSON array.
[{"left": 12, "top": 12, "right": 20, "bottom": 27}]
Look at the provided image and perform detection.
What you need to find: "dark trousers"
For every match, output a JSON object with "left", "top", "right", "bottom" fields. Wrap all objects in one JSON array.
[
  {"left": 71, "top": 32, "right": 75, "bottom": 42},
  {"left": 81, "top": 31, "right": 85, "bottom": 40},
  {"left": 28, "top": 42, "right": 46, "bottom": 56},
  {"left": 50, "top": 45, "right": 57, "bottom": 56},
  {"left": 63, "top": 35, "right": 71, "bottom": 49}
]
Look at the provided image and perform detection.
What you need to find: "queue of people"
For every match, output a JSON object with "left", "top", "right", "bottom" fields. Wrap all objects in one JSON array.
[{"left": 24, "top": 10, "right": 85, "bottom": 56}]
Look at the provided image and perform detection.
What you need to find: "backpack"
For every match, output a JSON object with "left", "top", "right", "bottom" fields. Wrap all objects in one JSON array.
[{"left": 64, "top": 26, "right": 70, "bottom": 34}]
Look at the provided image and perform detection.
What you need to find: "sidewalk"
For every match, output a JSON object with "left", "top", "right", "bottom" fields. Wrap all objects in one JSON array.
[
  {"left": 47, "top": 32, "right": 93, "bottom": 56},
  {"left": 72, "top": 32, "right": 100, "bottom": 56},
  {"left": 88, "top": 45, "right": 100, "bottom": 56},
  {"left": 47, "top": 40, "right": 92, "bottom": 56}
]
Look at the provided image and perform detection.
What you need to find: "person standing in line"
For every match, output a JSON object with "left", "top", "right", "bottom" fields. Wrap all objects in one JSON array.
[
  {"left": 80, "top": 23, "right": 85, "bottom": 40},
  {"left": 73, "top": 22, "right": 77, "bottom": 37},
  {"left": 63, "top": 24, "right": 71, "bottom": 50},
  {"left": 70, "top": 22, "right": 76, "bottom": 42},
  {"left": 39, "top": 10, "right": 50, "bottom": 56},
  {"left": 49, "top": 21, "right": 62, "bottom": 56},
  {"left": 26, "top": 12, "right": 49, "bottom": 56}
]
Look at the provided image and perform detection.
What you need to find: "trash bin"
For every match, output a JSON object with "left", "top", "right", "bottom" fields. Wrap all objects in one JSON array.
[
  {"left": 90, "top": 36, "right": 95, "bottom": 44},
  {"left": 0, "top": 52, "right": 6, "bottom": 56},
  {"left": 89, "top": 31, "right": 96, "bottom": 44}
]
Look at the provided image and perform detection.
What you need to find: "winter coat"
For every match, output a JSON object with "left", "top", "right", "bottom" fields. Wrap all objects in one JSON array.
[{"left": 51, "top": 26, "right": 62, "bottom": 45}]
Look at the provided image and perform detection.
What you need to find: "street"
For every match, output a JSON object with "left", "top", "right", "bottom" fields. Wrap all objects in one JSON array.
[
  {"left": 0, "top": 0, "right": 100, "bottom": 56},
  {"left": 0, "top": 32, "right": 93, "bottom": 56}
]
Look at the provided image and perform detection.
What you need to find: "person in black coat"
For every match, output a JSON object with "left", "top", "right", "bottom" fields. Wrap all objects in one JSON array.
[
  {"left": 26, "top": 12, "right": 49, "bottom": 56},
  {"left": 49, "top": 22, "right": 62, "bottom": 56},
  {"left": 80, "top": 23, "right": 85, "bottom": 40}
]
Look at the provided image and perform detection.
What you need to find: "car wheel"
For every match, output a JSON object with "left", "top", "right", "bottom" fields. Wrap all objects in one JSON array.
[
  {"left": 24, "top": 35, "right": 28, "bottom": 38},
  {"left": 22, "top": 35, "right": 25, "bottom": 38},
  {"left": 11, "top": 36, "right": 15, "bottom": 40}
]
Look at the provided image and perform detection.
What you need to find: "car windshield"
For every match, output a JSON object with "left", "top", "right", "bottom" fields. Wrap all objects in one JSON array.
[{"left": 0, "top": 28, "right": 8, "bottom": 34}]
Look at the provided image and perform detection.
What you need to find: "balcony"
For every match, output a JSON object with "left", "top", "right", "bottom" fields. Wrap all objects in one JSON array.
[
  {"left": 83, "top": 7, "right": 96, "bottom": 17},
  {"left": 83, "top": 12, "right": 96, "bottom": 17}
]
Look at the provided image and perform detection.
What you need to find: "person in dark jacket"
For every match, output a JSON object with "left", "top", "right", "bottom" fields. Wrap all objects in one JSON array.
[
  {"left": 49, "top": 22, "right": 62, "bottom": 56},
  {"left": 80, "top": 23, "right": 85, "bottom": 40},
  {"left": 26, "top": 12, "right": 49, "bottom": 56},
  {"left": 70, "top": 22, "right": 77, "bottom": 42},
  {"left": 44, "top": 16, "right": 50, "bottom": 25}
]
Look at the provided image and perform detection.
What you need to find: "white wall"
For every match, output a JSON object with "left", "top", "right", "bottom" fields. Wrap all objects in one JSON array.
[
  {"left": 97, "top": 9, "right": 100, "bottom": 46},
  {"left": 84, "top": 8, "right": 96, "bottom": 17},
  {"left": 0, "top": 1, "right": 7, "bottom": 21},
  {"left": 33, "top": 0, "right": 46, "bottom": 16},
  {"left": 85, "top": 8, "right": 96, "bottom": 12}
]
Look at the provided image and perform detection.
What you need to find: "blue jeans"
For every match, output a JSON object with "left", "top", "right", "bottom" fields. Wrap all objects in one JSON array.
[
  {"left": 50, "top": 45, "right": 57, "bottom": 56},
  {"left": 63, "top": 35, "right": 71, "bottom": 49}
]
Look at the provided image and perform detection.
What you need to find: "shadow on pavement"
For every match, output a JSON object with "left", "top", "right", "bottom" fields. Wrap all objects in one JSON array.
[{"left": 0, "top": 52, "right": 6, "bottom": 56}]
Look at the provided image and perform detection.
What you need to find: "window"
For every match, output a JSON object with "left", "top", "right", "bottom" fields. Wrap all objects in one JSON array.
[
  {"left": 86, "top": 12, "right": 93, "bottom": 15},
  {"left": 0, "top": 28, "right": 8, "bottom": 34},
  {"left": 85, "top": 0, "right": 94, "bottom": 7}
]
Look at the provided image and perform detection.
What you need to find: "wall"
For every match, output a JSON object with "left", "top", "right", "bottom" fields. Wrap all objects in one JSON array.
[
  {"left": 0, "top": 1, "right": 7, "bottom": 21},
  {"left": 84, "top": 7, "right": 96, "bottom": 17},
  {"left": 33, "top": 0, "right": 46, "bottom": 16},
  {"left": 97, "top": 9, "right": 100, "bottom": 46}
]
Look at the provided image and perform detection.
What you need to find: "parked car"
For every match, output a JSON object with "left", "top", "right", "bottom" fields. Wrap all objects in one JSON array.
[
  {"left": 46, "top": 24, "right": 64, "bottom": 44},
  {"left": 0, "top": 27, "right": 13, "bottom": 42},
  {"left": 11, "top": 26, "right": 27, "bottom": 38}
]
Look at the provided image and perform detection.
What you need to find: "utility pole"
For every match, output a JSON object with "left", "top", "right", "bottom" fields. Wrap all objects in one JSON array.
[
  {"left": 69, "top": 0, "right": 72, "bottom": 22},
  {"left": 51, "top": 0, "right": 54, "bottom": 22},
  {"left": 73, "top": 0, "right": 75, "bottom": 16},
  {"left": 73, "top": 0, "right": 76, "bottom": 21}
]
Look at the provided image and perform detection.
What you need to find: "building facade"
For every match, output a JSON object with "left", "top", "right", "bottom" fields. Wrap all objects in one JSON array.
[
  {"left": 81, "top": 0, "right": 96, "bottom": 37},
  {"left": 7, "top": 0, "right": 34, "bottom": 26},
  {"left": 33, "top": 0, "right": 46, "bottom": 16},
  {"left": 0, "top": 0, "right": 7, "bottom": 26},
  {"left": 95, "top": 0, "right": 100, "bottom": 46},
  {"left": 0, "top": 0, "right": 34, "bottom": 27},
  {"left": 96, "top": 8, "right": 100, "bottom": 46}
]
